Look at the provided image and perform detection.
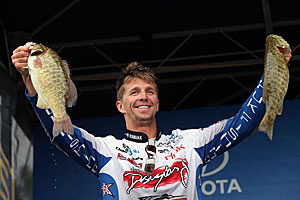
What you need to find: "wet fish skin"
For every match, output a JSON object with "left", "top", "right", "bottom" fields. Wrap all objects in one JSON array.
[
  {"left": 26, "top": 42, "right": 77, "bottom": 137},
  {"left": 258, "top": 34, "right": 290, "bottom": 140}
]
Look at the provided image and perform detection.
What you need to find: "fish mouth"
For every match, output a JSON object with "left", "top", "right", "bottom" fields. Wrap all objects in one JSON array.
[
  {"left": 25, "top": 42, "right": 45, "bottom": 56},
  {"left": 277, "top": 46, "right": 291, "bottom": 54},
  {"left": 30, "top": 49, "right": 44, "bottom": 56}
]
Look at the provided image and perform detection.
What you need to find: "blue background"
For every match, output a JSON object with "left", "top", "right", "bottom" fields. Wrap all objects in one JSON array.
[{"left": 34, "top": 99, "right": 300, "bottom": 200}]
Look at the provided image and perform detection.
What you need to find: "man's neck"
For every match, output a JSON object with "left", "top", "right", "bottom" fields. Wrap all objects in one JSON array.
[{"left": 126, "top": 121, "right": 157, "bottom": 139}]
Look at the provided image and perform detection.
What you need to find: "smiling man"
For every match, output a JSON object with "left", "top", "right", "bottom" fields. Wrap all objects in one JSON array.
[
  {"left": 116, "top": 63, "right": 159, "bottom": 139},
  {"left": 11, "top": 45, "right": 292, "bottom": 199}
]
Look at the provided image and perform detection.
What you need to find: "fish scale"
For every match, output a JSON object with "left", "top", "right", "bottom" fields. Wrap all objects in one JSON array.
[{"left": 258, "top": 34, "right": 290, "bottom": 140}]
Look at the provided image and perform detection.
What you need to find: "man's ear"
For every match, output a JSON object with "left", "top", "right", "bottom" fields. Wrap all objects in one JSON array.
[{"left": 116, "top": 100, "right": 125, "bottom": 114}]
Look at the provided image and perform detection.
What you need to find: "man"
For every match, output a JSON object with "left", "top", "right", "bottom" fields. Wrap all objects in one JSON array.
[{"left": 11, "top": 45, "right": 292, "bottom": 199}]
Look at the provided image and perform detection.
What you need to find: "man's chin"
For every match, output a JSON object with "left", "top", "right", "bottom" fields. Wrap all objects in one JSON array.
[{"left": 135, "top": 115, "right": 153, "bottom": 122}]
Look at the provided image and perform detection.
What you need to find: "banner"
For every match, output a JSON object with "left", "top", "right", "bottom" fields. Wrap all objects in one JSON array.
[
  {"left": 0, "top": 95, "right": 1, "bottom": 144},
  {"left": 0, "top": 69, "right": 32, "bottom": 200},
  {"left": 11, "top": 117, "right": 33, "bottom": 200},
  {"left": 0, "top": 144, "right": 15, "bottom": 200},
  {"left": 34, "top": 99, "right": 300, "bottom": 200}
]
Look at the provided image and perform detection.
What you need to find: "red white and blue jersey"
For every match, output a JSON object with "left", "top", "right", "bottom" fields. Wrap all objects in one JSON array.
[{"left": 27, "top": 77, "right": 265, "bottom": 200}]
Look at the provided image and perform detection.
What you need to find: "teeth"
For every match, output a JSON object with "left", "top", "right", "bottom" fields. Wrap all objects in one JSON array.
[{"left": 138, "top": 106, "right": 149, "bottom": 108}]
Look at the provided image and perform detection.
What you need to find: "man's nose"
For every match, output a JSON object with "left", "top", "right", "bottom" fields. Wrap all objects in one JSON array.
[{"left": 139, "top": 91, "right": 148, "bottom": 100}]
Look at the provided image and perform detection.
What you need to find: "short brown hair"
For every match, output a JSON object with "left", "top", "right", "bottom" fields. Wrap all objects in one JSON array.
[{"left": 116, "top": 62, "right": 158, "bottom": 100}]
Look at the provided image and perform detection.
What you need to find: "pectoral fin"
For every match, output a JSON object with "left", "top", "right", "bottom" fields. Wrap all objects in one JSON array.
[{"left": 277, "top": 103, "right": 283, "bottom": 115}]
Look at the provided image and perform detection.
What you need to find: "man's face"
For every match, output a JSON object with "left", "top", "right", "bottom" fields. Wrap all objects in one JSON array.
[{"left": 116, "top": 78, "right": 159, "bottom": 126}]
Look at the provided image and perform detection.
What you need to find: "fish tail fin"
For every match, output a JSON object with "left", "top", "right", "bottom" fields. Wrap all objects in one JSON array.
[
  {"left": 52, "top": 114, "right": 74, "bottom": 137},
  {"left": 258, "top": 114, "right": 275, "bottom": 140}
]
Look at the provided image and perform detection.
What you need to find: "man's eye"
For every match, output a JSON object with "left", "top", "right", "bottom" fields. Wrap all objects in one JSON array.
[
  {"left": 130, "top": 91, "right": 137, "bottom": 95},
  {"left": 147, "top": 90, "right": 154, "bottom": 94}
]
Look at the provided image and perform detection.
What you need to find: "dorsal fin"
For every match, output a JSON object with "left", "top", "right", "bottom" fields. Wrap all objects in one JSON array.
[
  {"left": 62, "top": 60, "right": 71, "bottom": 76},
  {"left": 67, "top": 79, "right": 78, "bottom": 107},
  {"left": 61, "top": 60, "right": 78, "bottom": 107}
]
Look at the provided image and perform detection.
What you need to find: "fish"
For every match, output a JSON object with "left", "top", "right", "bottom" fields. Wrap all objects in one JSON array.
[
  {"left": 25, "top": 42, "right": 77, "bottom": 137},
  {"left": 258, "top": 34, "right": 290, "bottom": 140}
]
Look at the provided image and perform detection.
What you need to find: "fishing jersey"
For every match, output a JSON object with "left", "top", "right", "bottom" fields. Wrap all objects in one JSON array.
[{"left": 27, "top": 77, "right": 265, "bottom": 200}]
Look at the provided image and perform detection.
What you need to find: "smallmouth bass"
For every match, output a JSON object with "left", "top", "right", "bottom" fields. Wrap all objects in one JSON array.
[
  {"left": 26, "top": 42, "right": 77, "bottom": 137},
  {"left": 258, "top": 34, "right": 290, "bottom": 140}
]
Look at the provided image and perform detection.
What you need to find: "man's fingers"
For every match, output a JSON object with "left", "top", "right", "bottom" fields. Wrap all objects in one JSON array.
[
  {"left": 11, "top": 49, "right": 29, "bottom": 69},
  {"left": 12, "top": 46, "right": 30, "bottom": 55},
  {"left": 11, "top": 51, "right": 29, "bottom": 59},
  {"left": 12, "top": 57, "right": 28, "bottom": 67},
  {"left": 12, "top": 55, "right": 28, "bottom": 63},
  {"left": 283, "top": 53, "right": 292, "bottom": 62},
  {"left": 15, "top": 62, "right": 28, "bottom": 69}
]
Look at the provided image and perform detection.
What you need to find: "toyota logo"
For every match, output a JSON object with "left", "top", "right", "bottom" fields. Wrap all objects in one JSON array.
[{"left": 201, "top": 151, "right": 229, "bottom": 177}]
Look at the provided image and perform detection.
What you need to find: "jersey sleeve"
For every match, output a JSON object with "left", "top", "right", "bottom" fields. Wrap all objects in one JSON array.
[
  {"left": 26, "top": 90, "right": 112, "bottom": 177},
  {"left": 194, "top": 76, "right": 265, "bottom": 165}
]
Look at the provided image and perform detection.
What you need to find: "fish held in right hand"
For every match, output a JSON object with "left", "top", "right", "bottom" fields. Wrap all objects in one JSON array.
[{"left": 26, "top": 42, "right": 77, "bottom": 137}]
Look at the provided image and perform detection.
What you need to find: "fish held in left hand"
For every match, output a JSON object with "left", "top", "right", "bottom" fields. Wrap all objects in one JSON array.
[
  {"left": 26, "top": 42, "right": 77, "bottom": 137},
  {"left": 258, "top": 34, "right": 290, "bottom": 140}
]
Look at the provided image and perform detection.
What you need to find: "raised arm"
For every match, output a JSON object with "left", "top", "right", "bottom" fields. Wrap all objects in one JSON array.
[
  {"left": 193, "top": 48, "right": 292, "bottom": 164},
  {"left": 193, "top": 76, "right": 265, "bottom": 164}
]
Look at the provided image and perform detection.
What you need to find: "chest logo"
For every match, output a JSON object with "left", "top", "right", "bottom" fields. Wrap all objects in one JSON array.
[{"left": 123, "top": 158, "right": 189, "bottom": 194}]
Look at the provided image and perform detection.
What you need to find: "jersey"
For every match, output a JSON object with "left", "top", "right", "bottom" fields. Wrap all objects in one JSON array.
[{"left": 27, "top": 76, "right": 265, "bottom": 200}]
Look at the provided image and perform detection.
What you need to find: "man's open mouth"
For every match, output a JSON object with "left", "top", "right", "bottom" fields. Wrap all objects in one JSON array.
[{"left": 137, "top": 105, "right": 150, "bottom": 109}]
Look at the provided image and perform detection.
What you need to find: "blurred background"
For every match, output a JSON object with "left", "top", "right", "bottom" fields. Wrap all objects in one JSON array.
[{"left": 0, "top": 0, "right": 300, "bottom": 199}]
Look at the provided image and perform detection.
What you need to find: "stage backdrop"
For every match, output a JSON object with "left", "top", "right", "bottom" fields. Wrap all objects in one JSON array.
[{"left": 34, "top": 99, "right": 300, "bottom": 200}]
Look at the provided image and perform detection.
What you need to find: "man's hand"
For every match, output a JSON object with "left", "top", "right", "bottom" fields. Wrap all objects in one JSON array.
[
  {"left": 11, "top": 45, "right": 37, "bottom": 96},
  {"left": 11, "top": 46, "right": 30, "bottom": 68},
  {"left": 11, "top": 45, "right": 30, "bottom": 78}
]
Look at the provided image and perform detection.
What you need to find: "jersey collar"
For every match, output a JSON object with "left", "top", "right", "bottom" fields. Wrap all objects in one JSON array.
[{"left": 124, "top": 129, "right": 162, "bottom": 143}]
